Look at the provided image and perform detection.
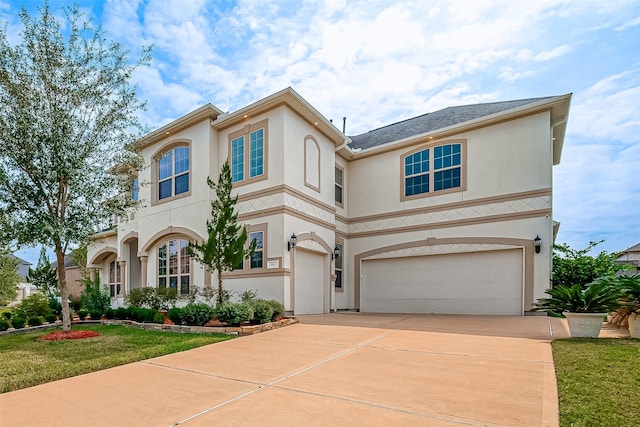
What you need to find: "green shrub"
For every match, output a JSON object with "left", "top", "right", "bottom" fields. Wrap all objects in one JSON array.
[
  {"left": 70, "top": 298, "right": 82, "bottom": 312},
  {"left": 114, "top": 307, "right": 128, "bottom": 320},
  {"left": 77, "top": 309, "right": 89, "bottom": 320},
  {"left": 181, "top": 304, "right": 215, "bottom": 326},
  {"left": 215, "top": 302, "right": 253, "bottom": 326},
  {"left": 0, "top": 319, "right": 10, "bottom": 331},
  {"left": 168, "top": 307, "right": 184, "bottom": 324},
  {"left": 44, "top": 313, "right": 57, "bottom": 323},
  {"left": 104, "top": 308, "right": 115, "bottom": 319},
  {"left": 153, "top": 311, "right": 166, "bottom": 324},
  {"left": 28, "top": 316, "right": 43, "bottom": 327},
  {"left": 88, "top": 309, "right": 103, "bottom": 320},
  {"left": 130, "top": 307, "right": 157, "bottom": 323},
  {"left": 250, "top": 299, "right": 274, "bottom": 324},
  {"left": 47, "top": 298, "right": 62, "bottom": 315},
  {"left": 267, "top": 299, "right": 285, "bottom": 321},
  {"left": 127, "top": 287, "right": 179, "bottom": 310},
  {"left": 80, "top": 277, "right": 111, "bottom": 313},
  {"left": 2, "top": 311, "right": 11, "bottom": 320},
  {"left": 13, "top": 294, "right": 51, "bottom": 319},
  {"left": 11, "top": 316, "right": 26, "bottom": 329}
]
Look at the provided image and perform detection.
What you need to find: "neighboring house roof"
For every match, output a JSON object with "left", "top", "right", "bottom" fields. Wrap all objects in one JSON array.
[
  {"left": 348, "top": 97, "right": 553, "bottom": 150},
  {"left": 8, "top": 254, "right": 31, "bottom": 280},
  {"left": 51, "top": 254, "right": 79, "bottom": 269},
  {"left": 621, "top": 242, "right": 640, "bottom": 253}
]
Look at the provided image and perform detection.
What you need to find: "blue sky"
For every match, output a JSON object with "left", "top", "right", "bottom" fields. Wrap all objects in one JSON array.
[{"left": 3, "top": 0, "right": 639, "bottom": 265}]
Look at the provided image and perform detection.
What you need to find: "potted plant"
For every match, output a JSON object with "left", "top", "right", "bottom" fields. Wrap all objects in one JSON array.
[
  {"left": 534, "top": 276, "right": 622, "bottom": 337},
  {"left": 608, "top": 275, "right": 640, "bottom": 338}
]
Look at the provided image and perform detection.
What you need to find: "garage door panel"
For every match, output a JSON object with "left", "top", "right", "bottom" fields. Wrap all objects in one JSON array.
[{"left": 361, "top": 249, "right": 523, "bottom": 315}]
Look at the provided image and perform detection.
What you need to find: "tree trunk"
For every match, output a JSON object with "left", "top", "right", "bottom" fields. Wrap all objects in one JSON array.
[
  {"left": 217, "top": 270, "right": 223, "bottom": 305},
  {"left": 55, "top": 248, "right": 72, "bottom": 331}
]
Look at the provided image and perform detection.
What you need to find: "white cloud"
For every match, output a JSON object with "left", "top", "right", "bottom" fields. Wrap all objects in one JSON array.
[{"left": 616, "top": 16, "right": 640, "bottom": 30}]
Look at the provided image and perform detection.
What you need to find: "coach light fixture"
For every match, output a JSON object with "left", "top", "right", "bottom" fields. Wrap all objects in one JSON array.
[
  {"left": 534, "top": 235, "right": 542, "bottom": 253},
  {"left": 332, "top": 245, "right": 341, "bottom": 260},
  {"left": 287, "top": 233, "right": 298, "bottom": 251}
]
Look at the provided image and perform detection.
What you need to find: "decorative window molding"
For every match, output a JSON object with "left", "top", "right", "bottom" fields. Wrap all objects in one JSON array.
[
  {"left": 228, "top": 119, "right": 269, "bottom": 187},
  {"left": 304, "top": 135, "right": 320, "bottom": 192},
  {"left": 335, "top": 165, "right": 344, "bottom": 207},
  {"left": 157, "top": 238, "right": 191, "bottom": 295},
  {"left": 400, "top": 139, "right": 467, "bottom": 201},
  {"left": 151, "top": 140, "right": 192, "bottom": 205}
]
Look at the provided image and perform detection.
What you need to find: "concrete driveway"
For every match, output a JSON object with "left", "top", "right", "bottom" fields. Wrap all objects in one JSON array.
[{"left": 1, "top": 313, "right": 572, "bottom": 426}]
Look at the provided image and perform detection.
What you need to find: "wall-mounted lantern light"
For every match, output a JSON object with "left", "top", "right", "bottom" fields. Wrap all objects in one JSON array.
[
  {"left": 287, "top": 233, "right": 298, "bottom": 251},
  {"left": 534, "top": 235, "right": 542, "bottom": 253},
  {"left": 332, "top": 245, "right": 341, "bottom": 260}
]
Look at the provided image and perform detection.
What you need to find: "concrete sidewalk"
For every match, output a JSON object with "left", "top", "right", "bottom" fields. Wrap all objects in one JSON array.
[{"left": 1, "top": 314, "right": 578, "bottom": 426}]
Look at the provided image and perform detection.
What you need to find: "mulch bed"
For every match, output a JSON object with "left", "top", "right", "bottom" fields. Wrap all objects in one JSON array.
[{"left": 37, "top": 330, "right": 100, "bottom": 341}]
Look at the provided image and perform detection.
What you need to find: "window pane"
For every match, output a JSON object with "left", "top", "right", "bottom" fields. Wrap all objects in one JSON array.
[
  {"left": 159, "top": 152, "right": 172, "bottom": 179},
  {"left": 169, "top": 239, "right": 178, "bottom": 275},
  {"left": 159, "top": 277, "right": 166, "bottom": 288},
  {"left": 110, "top": 284, "right": 116, "bottom": 297},
  {"left": 231, "top": 137, "right": 244, "bottom": 182},
  {"left": 132, "top": 178, "right": 139, "bottom": 201},
  {"left": 335, "top": 184, "right": 343, "bottom": 204},
  {"left": 250, "top": 251, "right": 263, "bottom": 269},
  {"left": 405, "top": 174, "right": 429, "bottom": 196},
  {"left": 169, "top": 276, "right": 177, "bottom": 289},
  {"left": 180, "top": 276, "right": 189, "bottom": 295},
  {"left": 434, "top": 144, "right": 461, "bottom": 171},
  {"left": 159, "top": 179, "right": 172, "bottom": 199},
  {"left": 116, "top": 263, "right": 121, "bottom": 282},
  {"left": 180, "top": 240, "right": 190, "bottom": 274},
  {"left": 174, "top": 147, "right": 189, "bottom": 174},
  {"left": 405, "top": 149, "right": 429, "bottom": 177},
  {"left": 335, "top": 243, "right": 343, "bottom": 269},
  {"left": 109, "top": 261, "right": 115, "bottom": 283},
  {"left": 250, "top": 232, "right": 263, "bottom": 249},
  {"left": 335, "top": 270, "right": 342, "bottom": 289},
  {"left": 434, "top": 167, "right": 461, "bottom": 191},
  {"left": 249, "top": 129, "right": 264, "bottom": 177},
  {"left": 335, "top": 167, "right": 343, "bottom": 185},
  {"left": 175, "top": 173, "right": 189, "bottom": 195},
  {"left": 158, "top": 244, "right": 166, "bottom": 276}
]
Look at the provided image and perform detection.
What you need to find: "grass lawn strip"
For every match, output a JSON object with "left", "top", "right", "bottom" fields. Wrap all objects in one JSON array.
[
  {"left": 0, "top": 325, "right": 233, "bottom": 393},
  {"left": 552, "top": 338, "right": 640, "bottom": 427}
]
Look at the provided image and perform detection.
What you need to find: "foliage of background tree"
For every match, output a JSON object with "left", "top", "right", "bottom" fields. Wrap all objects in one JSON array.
[
  {"left": 0, "top": 4, "right": 150, "bottom": 330},
  {"left": 188, "top": 162, "right": 256, "bottom": 304},
  {"left": 552, "top": 241, "right": 626, "bottom": 289},
  {"left": 27, "top": 247, "right": 58, "bottom": 300},
  {"left": 0, "top": 252, "right": 19, "bottom": 305}
]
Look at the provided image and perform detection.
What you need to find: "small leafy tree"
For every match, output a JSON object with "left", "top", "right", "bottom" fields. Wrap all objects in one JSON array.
[
  {"left": 189, "top": 162, "right": 256, "bottom": 304},
  {"left": 0, "top": 4, "right": 150, "bottom": 330},
  {"left": 0, "top": 251, "right": 19, "bottom": 305},
  {"left": 552, "top": 241, "right": 627, "bottom": 289},
  {"left": 27, "top": 248, "right": 58, "bottom": 301},
  {"left": 80, "top": 276, "right": 110, "bottom": 313}
]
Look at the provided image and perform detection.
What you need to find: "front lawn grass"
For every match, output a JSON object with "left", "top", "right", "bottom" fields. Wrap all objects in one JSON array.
[
  {"left": 0, "top": 325, "right": 234, "bottom": 393},
  {"left": 552, "top": 338, "right": 640, "bottom": 427}
]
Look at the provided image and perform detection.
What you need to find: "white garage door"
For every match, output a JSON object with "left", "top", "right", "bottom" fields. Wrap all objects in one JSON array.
[
  {"left": 294, "top": 249, "right": 326, "bottom": 315},
  {"left": 361, "top": 249, "right": 523, "bottom": 315}
]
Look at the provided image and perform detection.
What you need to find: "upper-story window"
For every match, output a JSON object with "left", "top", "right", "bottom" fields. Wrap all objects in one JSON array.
[
  {"left": 335, "top": 166, "right": 344, "bottom": 206},
  {"left": 132, "top": 177, "right": 139, "bottom": 202},
  {"left": 229, "top": 119, "right": 268, "bottom": 186},
  {"left": 157, "top": 146, "right": 190, "bottom": 200},
  {"left": 402, "top": 141, "right": 465, "bottom": 199}
]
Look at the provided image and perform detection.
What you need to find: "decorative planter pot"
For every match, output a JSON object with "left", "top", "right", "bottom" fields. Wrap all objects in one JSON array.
[
  {"left": 628, "top": 314, "right": 640, "bottom": 339},
  {"left": 564, "top": 312, "right": 607, "bottom": 338}
]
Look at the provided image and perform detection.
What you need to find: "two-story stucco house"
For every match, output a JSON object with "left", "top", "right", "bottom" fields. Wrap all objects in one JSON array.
[{"left": 87, "top": 87, "right": 571, "bottom": 316}]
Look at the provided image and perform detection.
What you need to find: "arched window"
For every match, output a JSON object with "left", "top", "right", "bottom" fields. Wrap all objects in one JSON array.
[
  {"left": 158, "top": 146, "right": 190, "bottom": 200},
  {"left": 158, "top": 239, "right": 190, "bottom": 295},
  {"left": 109, "top": 260, "right": 121, "bottom": 297}
]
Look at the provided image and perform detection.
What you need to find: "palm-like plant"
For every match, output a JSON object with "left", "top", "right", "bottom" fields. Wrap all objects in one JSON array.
[
  {"left": 534, "top": 276, "right": 622, "bottom": 314},
  {"left": 609, "top": 275, "right": 640, "bottom": 327}
]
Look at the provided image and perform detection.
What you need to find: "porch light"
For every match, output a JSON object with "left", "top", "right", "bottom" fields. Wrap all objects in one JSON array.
[
  {"left": 287, "top": 233, "right": 298, "bottom": 251},
  {"left": 534, "top": 235, "right": 542, "bottom": 253},
  {"left": 332, "top": 245, "right": 341, "bottom": 260}
]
